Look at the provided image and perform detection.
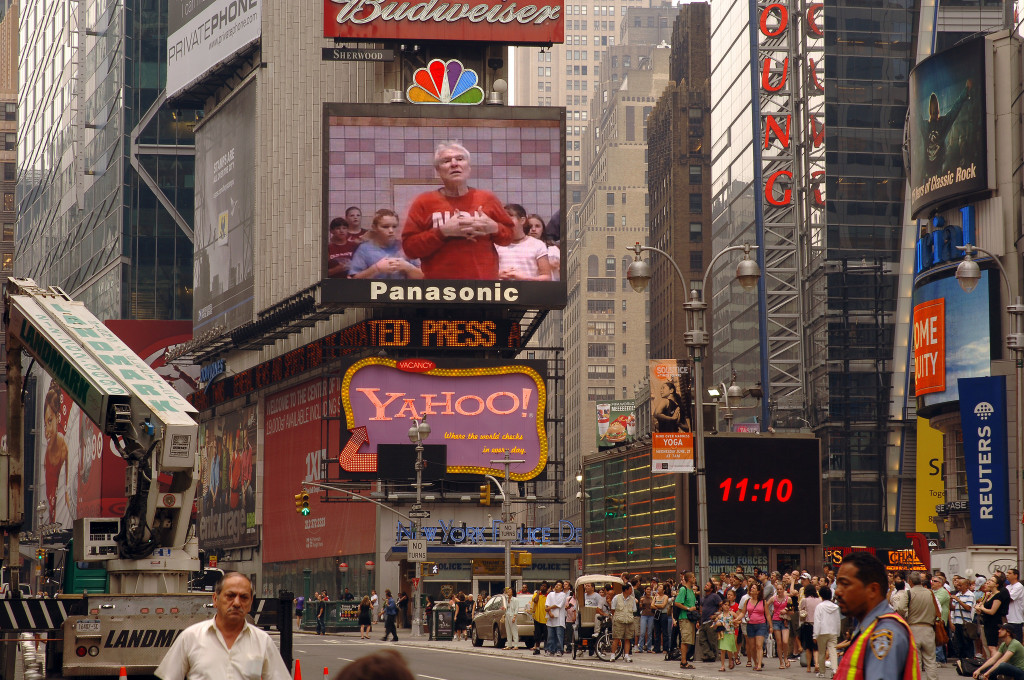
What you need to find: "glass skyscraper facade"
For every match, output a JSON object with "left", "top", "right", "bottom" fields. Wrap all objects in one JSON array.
[
  {"left": 711, "top": 0, "right": 921, "bottom": 530},
  {"left": 17, "top": 0, "right": 195, "bottom": 321}
]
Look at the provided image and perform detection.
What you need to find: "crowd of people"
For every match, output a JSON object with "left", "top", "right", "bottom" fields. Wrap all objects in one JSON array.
[
  {"left": 326, "top": 142, "right": 560, "bottom": 282},
  {"left": 287, "top": 556, "right": 1024, "bottom": 680},
  {"left": 419, "top": 558, "right": 1024, "bottom": 680}
]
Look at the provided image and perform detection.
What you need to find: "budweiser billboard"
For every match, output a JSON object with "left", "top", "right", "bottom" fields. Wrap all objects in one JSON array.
[{"left": 323, "top": 0, "right": 563, "bottom": 44}]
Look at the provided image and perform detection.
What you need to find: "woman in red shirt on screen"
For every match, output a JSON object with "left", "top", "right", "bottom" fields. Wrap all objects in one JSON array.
[{"left": 401, "top": 141, "right": 514, "bottom": 279}]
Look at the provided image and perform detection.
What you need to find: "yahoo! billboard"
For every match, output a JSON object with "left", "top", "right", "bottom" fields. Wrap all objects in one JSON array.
[{"left": 342, "top": 358, "right": 547, "bottom": 480}]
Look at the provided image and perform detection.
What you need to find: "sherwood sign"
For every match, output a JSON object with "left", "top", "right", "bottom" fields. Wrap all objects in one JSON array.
[{"left": 323, "top": 0, "right": 563, "bottom": 43}]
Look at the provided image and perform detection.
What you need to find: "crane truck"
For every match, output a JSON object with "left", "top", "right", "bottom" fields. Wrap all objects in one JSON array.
[{"left": 0, "top": 278, "right": 288, "bottom": 677}]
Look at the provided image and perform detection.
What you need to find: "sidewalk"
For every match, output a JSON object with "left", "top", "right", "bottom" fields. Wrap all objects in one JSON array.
[{"left": 384, "top": 634, "right": 969, "bottom": 680}]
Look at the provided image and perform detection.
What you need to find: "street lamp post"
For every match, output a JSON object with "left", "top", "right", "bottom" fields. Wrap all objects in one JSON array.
[
  {"left": 626, "top": 242, "right": 761, "bottom": 583},
  {"left": 408, "top": 416, "right": 431, "bottom": 637},
  {"left": 488, "top": 453, "right": 525, "bottom": 590},
  {"left": 954, "top": 244, "right": 1024, "bottom": 569}
]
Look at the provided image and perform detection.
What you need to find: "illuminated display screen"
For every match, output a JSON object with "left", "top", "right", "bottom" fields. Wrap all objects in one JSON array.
[
  {"left": 187, "top": 318, "right": 522, "bottom": 411},
  {"left": 689, "top": 435, "right": 821, "bottom": 545},
  {"left": 321, "top": 104, "right": 566, "bottom": 310}
]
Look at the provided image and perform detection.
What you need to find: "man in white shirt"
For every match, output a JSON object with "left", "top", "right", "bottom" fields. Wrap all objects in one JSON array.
[
  {"left": 1007, "top": 568, "right": 1023, "bottom": 641},
  {"left": 545, "top": 580, "right": 568, "bottom": 656},
  {"left": 156, "top": 572, "right": 290, "bottom": 680}
]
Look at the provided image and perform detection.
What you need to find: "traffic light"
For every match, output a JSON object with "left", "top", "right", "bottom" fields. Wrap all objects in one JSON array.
[
  {"left": 35, "top": 548, "right": 45, "bottom": 562},
  {"left": 294, "top": 491, "right": 310, "bottom": 515},
  {"left": 479, "top": 483, "right": 491, "bottom": 506}
]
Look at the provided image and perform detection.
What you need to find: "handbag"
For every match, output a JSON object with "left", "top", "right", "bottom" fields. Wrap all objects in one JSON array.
[
  {"left": 931, "top": 592, "right": 950, "bottom": 646},
  {"left": 963, "top": 620, "right": 980, "bottom": 640}
]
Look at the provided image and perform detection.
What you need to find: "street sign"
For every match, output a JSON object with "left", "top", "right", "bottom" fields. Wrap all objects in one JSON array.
[
  {"left": 408, "top": 539, "right": 428, "bottom": 562},
  {"left": 409, "top": 509, "right": 431, "bottom": 519},
  {"left": 321, "top": 48, "right": 396, "bottom": 62},
  {"left": 498, "top": 523, "right": 517, "bottom": 542}
]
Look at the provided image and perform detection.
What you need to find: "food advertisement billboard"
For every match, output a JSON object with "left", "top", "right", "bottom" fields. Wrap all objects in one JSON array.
[
  {"left": 648, "top": 359, "right": 693, "bottom": 473},
  {"left": 908, "top": 36, "right": 988, "bottom": 218},
  {"left": 596, "top": 400, "right": 636, "bottom": 450},
  {"left": 194, "top": 81, "right": 256, "bottom": 335},
  {"left": 321, "top": 104, "right": 565, "bottom": 309},
  {"left": 35, "top": 322, "right": 198, "bottom": 528},
  {"left": 913, "top": 271, "right": 992, "bottom": 414},
  {"left": 198, "top": 405, "right": 259, "bottom": 550},
  {"left": 167, "top": 0, "right": 262, "bottom": 99},
  {"left": 323, "top": 0, "right": 563, "bottom": 44}
]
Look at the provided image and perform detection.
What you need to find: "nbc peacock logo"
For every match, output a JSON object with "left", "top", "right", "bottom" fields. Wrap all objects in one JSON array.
[{"left": 406, "top": 59, "right": 484, "bottom": 105}]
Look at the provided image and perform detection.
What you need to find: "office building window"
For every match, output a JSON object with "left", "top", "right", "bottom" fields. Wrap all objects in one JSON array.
[
  {"left": 606, "top": 235, "right": 615, "bottom": 249},
  {"left": 605, "top": 257, "right": 616, "bottom": 276},
  {"left": 588, "top": 365, "right": 616, "bottom": 380},
  {"left": 689, "top": 107, "right": 702, "bottom": 122},
  {"left": 606, "top": 192, "right": 614, "bottom": 205},
  {"left": 690, "top": 221, "right": 702, "bottom": 242},
  {"left": 3, "top": 193, "right": 13, "bottom": 212},
  {"left": 587, "top": 386, "right": 616, "bottom": 401},
  {"left": 2, "top": 223, "right": 11, "bottom": 241},
  {"left": 588, "top": 343, "right": 614, "bottom": 358},
  {"left": 588, "top": 321, "right": 615, "bottom": 336},
  {"left": 606, "top": 213, "right": 615, "bottom": 227},
  {"left": 689, "top": 193, "right": 702, "bottom": 213},
  {"left": 1, "top": 253, "right": 11, "bottom": 271},
  {"left": 4, "top": 103, "right": 15, "bottom": 121},
  {"left": 4, "top": 134, "right": 13, "bottom": 151},
  {"left": 689, "top": 165, "right": 701, "bottom": 184},
  {"left": 689, "top": 251, "right": 703, "bottom": 271},
  {"left": 588, "top": 299, "right": 615, "bottom": 314}
]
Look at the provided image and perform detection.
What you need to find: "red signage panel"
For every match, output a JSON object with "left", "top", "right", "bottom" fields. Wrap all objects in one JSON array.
[
  {"left": 263, "top": 377, "right": 376, "bottom": 563},
  {"left": 323, "top": 0, "right": 564, "bottom": 44}
]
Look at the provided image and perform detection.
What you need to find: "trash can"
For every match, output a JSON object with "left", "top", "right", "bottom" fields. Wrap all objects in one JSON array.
[{"left": 432, "top": 603, "right": 454, "bottom": 641}]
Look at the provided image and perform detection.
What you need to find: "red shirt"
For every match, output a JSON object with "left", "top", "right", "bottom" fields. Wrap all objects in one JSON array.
[{"left": 401, "top": 188, "right": 514, "bottom": 279}]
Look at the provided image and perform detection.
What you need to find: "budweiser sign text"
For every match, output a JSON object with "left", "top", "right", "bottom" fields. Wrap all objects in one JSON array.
[{"left": 323, "top": 0, "right": 563, "bottom": 43}]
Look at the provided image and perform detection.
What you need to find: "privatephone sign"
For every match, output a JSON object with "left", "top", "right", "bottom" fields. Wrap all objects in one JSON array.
[{"left": 167, "top": 0, "right": 262, "bottom": 98}]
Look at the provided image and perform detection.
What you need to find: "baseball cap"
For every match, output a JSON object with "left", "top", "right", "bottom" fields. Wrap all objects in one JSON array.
[{"left": 800, "top": 572, "right": 811, "bottom": 579}]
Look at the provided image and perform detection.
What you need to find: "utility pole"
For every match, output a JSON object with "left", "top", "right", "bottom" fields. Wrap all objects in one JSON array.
[
  {"left": 488, "top": 452, "right": 525, "bottom": 590},
  {"left": 408, "top": 417, "right": 431, "bottom": 637}
]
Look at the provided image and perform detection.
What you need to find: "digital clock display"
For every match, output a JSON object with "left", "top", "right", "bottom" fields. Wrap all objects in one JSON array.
[{"left": 689, "top": 435, "right": 821, "bottom": 545}]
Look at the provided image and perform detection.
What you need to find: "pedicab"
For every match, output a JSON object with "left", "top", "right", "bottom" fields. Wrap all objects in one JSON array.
[{"left": 571, "top": 574, "right": 624, "bottom": 661}]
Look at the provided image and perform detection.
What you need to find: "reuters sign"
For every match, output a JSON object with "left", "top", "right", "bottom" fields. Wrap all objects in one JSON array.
[{"left": 323, "top": 0, "right": 563, "bottom": 43}]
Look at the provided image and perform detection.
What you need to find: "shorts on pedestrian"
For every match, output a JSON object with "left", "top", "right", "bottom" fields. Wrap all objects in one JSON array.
[
  {"left": 772, "top": 619, "right": 786, "bottom": 632},
  {"left": 746, "top": 622, "right": 768, "bottom": 638},
  {"left": 612, "top": 619, "right": 633, "bottom": 640},
  {"left": 679, "top": 619, "right": 695, "bottom": 645}
]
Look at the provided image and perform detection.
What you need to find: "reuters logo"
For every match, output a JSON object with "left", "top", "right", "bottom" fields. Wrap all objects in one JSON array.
[{"left": 974, "top": 402, "right": 994, "bottom": 421}]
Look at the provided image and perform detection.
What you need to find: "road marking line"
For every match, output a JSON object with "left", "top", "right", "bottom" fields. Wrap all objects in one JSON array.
[
  {"left": 418, "top": 675, "right": 446, "bottom": 680},
  {"left": 393, "top": 646, "right": 648, "bottom": 678}
]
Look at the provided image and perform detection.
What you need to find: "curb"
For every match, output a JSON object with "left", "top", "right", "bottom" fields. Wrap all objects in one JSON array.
[{"left": 393, "top": 638, "right": 729, "bottom": 680}]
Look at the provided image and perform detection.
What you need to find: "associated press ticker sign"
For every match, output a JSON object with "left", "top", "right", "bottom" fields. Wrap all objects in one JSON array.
[{"left": 323, "top": 0, "right": 563, "bottom": 44}]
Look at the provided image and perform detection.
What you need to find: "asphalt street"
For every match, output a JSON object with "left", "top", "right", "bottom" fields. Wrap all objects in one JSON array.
[{"left": 293, "top": 632, "right": 971, "bottom": 680}]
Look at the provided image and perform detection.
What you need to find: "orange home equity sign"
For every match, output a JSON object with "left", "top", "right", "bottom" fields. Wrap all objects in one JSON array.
[{"left": 913, "top": 298, "right": 945, "bottom": 395}]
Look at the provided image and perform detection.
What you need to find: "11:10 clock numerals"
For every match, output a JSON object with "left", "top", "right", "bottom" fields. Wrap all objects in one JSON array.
[{"left": 719, "top": 477, "right": 794, "bottom": 503}]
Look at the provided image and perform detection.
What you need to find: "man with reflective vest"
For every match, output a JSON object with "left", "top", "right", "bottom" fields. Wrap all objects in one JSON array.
[{"left": 834, "top": 552, "right": 921, "bottom": 680}]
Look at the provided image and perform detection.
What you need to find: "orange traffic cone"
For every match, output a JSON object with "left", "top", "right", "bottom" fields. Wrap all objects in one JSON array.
[
  {"left": 119, "top": 667, "right": 127, "bottom": 680},
  {"left": 323, "top": 667, "right": 329, "bottom": 679},
  {"left": 294, "top": 658, "right": 302, "bottom": 680}
]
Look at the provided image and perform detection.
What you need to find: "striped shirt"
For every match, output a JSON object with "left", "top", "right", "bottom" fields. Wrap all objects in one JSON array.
[{"left": 949, "top": 589, "right": 976, "bottom": 624}]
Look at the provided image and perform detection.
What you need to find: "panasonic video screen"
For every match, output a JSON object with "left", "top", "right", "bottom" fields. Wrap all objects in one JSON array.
[{"left": 321, "top": 103, "right": 566, "bottom": 309}]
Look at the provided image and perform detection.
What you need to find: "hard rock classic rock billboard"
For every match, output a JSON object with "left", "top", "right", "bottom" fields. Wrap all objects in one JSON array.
[
  {"left": 321, "top": 104, "right": 566, "bottom": 310},
  {"left": 166, "top": 0, "right": 262, "bottom": 99},
  {"left": 908, "top": 35, "right": 989, "bottom": 218},
  {"left": 193, "top": 81, "right": 256, "bottom": 335}
]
